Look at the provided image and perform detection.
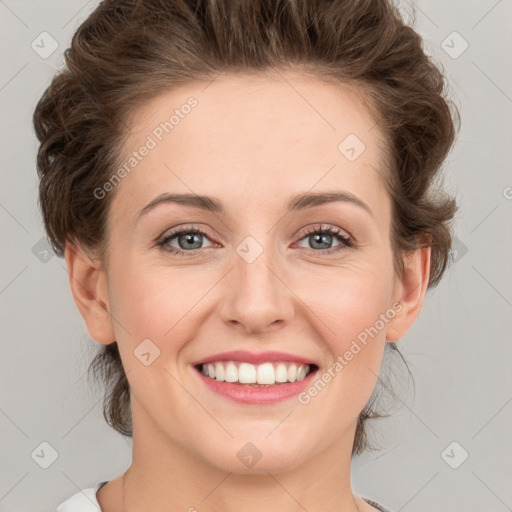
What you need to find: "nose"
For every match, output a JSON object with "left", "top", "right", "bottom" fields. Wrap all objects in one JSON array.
[{"left": 218, "top": 243, "right": 295, "bottom": 335}]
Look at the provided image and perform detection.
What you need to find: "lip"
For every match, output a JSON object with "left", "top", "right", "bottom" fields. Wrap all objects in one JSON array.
[
  {"left": 190, "top": 350, "right": 318, "bottom": 366},
  {"left": 192, "top": 365, "right": 319, "bottom": 405}
]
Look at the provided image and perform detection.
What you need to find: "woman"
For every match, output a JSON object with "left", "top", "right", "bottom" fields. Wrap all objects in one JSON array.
[{"left": 33, "top": 0, "right": 458, "bottom": 510}]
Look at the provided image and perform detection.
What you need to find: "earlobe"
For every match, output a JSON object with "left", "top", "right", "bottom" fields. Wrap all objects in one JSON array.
[
  {"left": 386, "top": 245, "right": 431, "bottom": 342},
  {"left": 64, "top": 240, "right": 115, "bottom": 345}
]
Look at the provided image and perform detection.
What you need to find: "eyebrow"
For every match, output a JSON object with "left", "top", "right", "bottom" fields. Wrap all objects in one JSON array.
[{"left": 136, "top": 190, "right": 373, "bottom": 221}]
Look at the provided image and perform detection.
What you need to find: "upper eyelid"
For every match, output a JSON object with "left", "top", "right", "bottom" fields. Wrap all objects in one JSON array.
[
  {"left": 160, "top": 225, "right": 214, "bottom": 242},
  {"left": 300, "top": 225, "right": 351, "bottom": 238}
]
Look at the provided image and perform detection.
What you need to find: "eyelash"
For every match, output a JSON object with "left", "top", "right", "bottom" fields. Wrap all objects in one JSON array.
[{"left": 156, "top": 224, "right": 354, "bottom": 257}]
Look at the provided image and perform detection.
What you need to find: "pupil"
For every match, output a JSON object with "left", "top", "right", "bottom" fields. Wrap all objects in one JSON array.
[
  {"left": 312, "top": 233, "right": 331, "bottom": 249},
  {"left": 180, "top": 233, "right": 201, "bottom": 249}
]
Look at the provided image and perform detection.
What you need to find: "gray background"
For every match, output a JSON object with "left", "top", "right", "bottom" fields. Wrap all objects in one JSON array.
[{"left": 1, "top": 0, "right": 511, "bottom": 511}]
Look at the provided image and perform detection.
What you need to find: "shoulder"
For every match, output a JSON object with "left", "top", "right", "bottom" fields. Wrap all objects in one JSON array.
[{"left": 55, "top": 481, "right": 108, "bottom": 512}]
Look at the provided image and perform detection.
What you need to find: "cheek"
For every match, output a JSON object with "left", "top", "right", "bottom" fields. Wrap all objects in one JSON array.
[
  {"left": 110, "top": 264, "right": 206, "bottom": 343},
  {"left": 302, "top": 260, "right": 394, "bottom": 345},
  {"left": 298, "top": 263, "right": 393, "bottom": 401},
  {"left": 107, "top": 265, "right": 201, "bottom": 409}
]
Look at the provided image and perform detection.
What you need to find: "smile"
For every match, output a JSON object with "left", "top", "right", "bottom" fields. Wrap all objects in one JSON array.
[
  {"left": 193, "top": 361, "right": 320, "bottom": 404},
  {"left": 196, "top": 360, "right": 317, "bottom": 386}
]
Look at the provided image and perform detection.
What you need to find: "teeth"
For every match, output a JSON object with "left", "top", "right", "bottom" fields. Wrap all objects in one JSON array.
[
  {"left": 200, "top": 361, "right": 312, "bottom": 384},
  {"left": 225, "top": 362, "right": 238, "bottom": 383},
  {"left": 257, "top": 362, "right": 275, "bottom": 384},
  {"left": 215, "top": 362, "right": 225, "bottom": 381},
  {"left": 287, "top": 363, "right": 297, "bottom": 382},
  {"left": 296, "top": 365, "right": 307, "bottom": 381},
  {"left": 239, "top": 362, "right": 257, "bottom": 383}
]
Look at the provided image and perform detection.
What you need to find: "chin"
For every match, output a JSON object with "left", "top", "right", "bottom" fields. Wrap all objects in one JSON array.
[{"left": 200, "top": 437, "right": 311, "bottom": 475}]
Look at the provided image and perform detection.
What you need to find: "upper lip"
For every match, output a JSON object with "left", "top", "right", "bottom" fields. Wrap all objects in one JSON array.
[{"left": 191, "top": 350, "right": 318, "bottom": 367}]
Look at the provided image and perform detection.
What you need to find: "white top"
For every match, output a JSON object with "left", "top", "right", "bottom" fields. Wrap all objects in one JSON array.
[
  {"left": 55, "top": 481, "right": 108, "bottom": 512},
  {"left": 55, "top": 481, "right": 393, "bottom": 512}
]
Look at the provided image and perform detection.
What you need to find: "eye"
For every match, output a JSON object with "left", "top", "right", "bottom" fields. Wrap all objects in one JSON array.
[
  {"left": 157, "top": 226, "right": 214, "bottom": 256},
  {"left": 294, "top": 225, "right": 353, "bottom": 254},
  {"left": 156, "top": 224, "right": 354, "bottom": 257}
]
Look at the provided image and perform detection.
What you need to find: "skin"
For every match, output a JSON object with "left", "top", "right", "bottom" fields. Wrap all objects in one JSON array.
[{"left": 65, "top": 71, "right": 430, "bottom": 512}]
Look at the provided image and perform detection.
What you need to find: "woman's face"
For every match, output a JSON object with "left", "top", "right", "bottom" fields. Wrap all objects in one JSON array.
[{"left": 88, "top": 72, "right": 418, "bottom": 473}]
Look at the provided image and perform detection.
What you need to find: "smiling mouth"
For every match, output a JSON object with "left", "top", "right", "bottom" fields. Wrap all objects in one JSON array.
[{"left": 194, "top": 361, "right": 319, "bottom": 386}]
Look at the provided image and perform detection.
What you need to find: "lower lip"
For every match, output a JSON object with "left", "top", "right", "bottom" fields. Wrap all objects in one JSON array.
[{"left": 193, "top": 365, "right": 318, "bottom": 405}]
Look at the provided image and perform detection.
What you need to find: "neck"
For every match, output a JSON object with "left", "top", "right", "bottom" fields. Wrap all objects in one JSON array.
[{"left": 115, "top": 401, "right": 364, "bottom": 512}]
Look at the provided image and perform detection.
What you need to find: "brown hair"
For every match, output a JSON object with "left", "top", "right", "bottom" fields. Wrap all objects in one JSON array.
[{"left": 33, "top": 0, "right": 459, "bottom": 456}]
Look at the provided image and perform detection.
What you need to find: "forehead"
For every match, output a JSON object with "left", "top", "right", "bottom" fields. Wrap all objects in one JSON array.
[{"left": 113, "top": 71, "right": 389, "bottom": 220}]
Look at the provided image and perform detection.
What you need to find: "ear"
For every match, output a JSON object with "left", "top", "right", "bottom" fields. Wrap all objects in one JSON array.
[
  {"left": 386, "top": 244, "right": 431, "bottom": 342},
  {"left": 64, "top": 240, "right": 115, "bottom": 345}
]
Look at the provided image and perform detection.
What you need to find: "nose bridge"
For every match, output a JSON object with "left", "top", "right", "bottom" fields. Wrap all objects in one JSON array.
[
  {"left": 221, "top": 232, "right": 295, "bottom": 333},
  {"left": 237, "top": 236, "right": 278, "bottom": 296}
]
